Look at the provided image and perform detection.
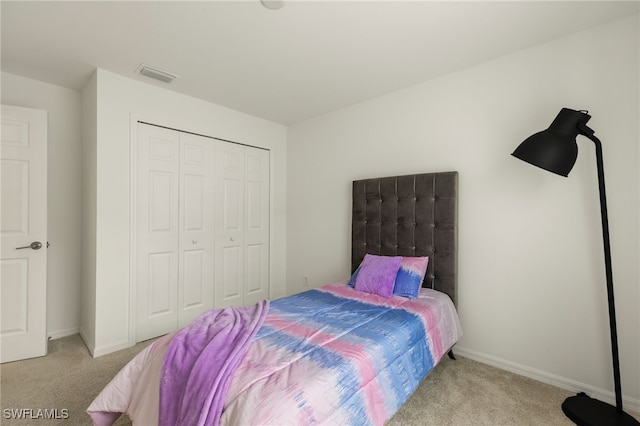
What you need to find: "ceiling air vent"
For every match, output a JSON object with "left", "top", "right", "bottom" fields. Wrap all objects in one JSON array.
[{"left": 136, "top": 64, "right": 179, "bottom": 83}]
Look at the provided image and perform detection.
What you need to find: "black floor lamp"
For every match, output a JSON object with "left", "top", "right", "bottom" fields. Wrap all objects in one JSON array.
[{"left": 511, "top": 108, "right": 639, "bottom": 426}]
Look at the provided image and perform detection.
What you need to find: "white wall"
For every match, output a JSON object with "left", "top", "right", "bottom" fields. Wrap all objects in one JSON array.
[
  {"left": 1, "top": 72, "right": 83, "bottom": 340},
  {"left": 80, "top": 71, "right": 97, "bottom": 351},
  {"left": 287, "top": 15, "right": 639, "bottom": 409},
  {"left": 82, "top": 69, "right": 287, "bottom": 356}
]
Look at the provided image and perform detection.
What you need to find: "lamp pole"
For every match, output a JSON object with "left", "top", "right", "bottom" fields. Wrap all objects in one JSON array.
[{"left": 578, "top": 124, "right": 623, "bottom": 413}]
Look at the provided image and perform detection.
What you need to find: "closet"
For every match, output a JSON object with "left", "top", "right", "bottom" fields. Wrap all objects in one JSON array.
[{"left": 135, "top": 123, "right": 269, "bottom": 342}]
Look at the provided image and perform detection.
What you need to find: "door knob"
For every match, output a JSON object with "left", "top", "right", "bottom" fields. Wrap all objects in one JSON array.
[{"left": 16, "top": 241, "right": 43, "bottom": 250}]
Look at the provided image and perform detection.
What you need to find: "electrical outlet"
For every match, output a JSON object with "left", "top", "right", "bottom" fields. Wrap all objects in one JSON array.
[{"left": 303, "top": 275, "right": 310, "bottom": 287}]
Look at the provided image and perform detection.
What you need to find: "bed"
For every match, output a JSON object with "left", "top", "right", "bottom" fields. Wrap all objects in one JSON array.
[{"left": 87, "top": 171, "right": 462, "bottom": 426}]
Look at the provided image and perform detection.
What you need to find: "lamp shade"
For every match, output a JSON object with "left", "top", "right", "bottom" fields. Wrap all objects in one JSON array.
[{"left": 512, "top": 108, "right": 591, "bottom": 177}]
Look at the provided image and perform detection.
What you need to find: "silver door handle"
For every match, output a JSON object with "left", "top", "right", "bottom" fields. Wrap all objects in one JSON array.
[{"left": 16, "top": 241, "right": 43, "bottom": 250}]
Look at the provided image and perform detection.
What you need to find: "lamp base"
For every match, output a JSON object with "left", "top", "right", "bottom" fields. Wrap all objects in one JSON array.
[{"left": 562, "top": 393, "right": 640, "bottom": 426}]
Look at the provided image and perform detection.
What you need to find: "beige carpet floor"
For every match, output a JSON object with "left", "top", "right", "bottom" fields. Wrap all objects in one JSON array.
[{"left": 1, "top": 334, "right": 637, "bottom": 425}]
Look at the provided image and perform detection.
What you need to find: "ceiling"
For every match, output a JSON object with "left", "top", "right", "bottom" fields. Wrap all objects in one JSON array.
[{"left": 2, "top": 1, "right": 638, "bottom": 125}]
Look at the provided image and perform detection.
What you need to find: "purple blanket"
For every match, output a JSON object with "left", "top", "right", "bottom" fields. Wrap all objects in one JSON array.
[{"left": 159, "top": 300, "right": 269, "bottom": 426}]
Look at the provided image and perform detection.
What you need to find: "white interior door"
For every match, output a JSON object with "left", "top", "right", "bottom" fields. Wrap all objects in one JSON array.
[
  {"left": 135, "top": 123, "right": 270, "bottom": 337},
  {"left": 214, "top": 143, "right": 270, "bottom": 307},
  {"left": 136, "top": 124, "right": 180, "bottom": 341},
  {"left": 214, "top": 142, "right": 245, "bottom": 308},
  {"left": 136, "top": 124, "right": 216, "bottom": 340},
  {"left": 244, "top": 147, "right": 270, "bottom": 305},
  {"left": 1, "top": 104, "right": 48, "bottom": 363},
  {"left": 177, "top": 133, "right": 215, "bottom": 328}
]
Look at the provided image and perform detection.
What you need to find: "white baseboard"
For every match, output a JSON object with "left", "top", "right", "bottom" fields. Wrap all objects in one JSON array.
[
  {"left": 454, "top": 346, "right": 640, "bottom": 415},
  {"left": 91, "top": 339, "right": 133, "bottom": 358},
  {"left": 77, "top": 329, "right": 131, "bottom": 358},
  {"left": 47, "top": 327, "right": 80, "bottom": 340}
]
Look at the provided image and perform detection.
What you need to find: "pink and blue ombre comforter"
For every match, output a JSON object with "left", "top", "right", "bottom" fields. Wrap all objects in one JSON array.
[{"left": 87, "top": 283, "right": 462, "bottom": 426}]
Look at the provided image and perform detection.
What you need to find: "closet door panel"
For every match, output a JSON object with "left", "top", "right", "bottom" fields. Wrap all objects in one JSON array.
[
  {"left": 136, "top": 124, "right": 180, "bottom": 341},
  {"left": 181, "top": 248, "right": 206, "bottom": 323},
  {"left": 223, "top": 180, "right": 242, "bottom": 231},
  {"left": 222, "top": 245, "right": 242, "bottom": 299},
  {"left": 178, "top": 133, "right": 215, "bottom": 327},
  {"left": 149, "top": 172, "right": 174, "bottom": 233},
  {"left": 215, "top": 142, "right": 245, "bottom": 308},
  {"left": 246, "top": 243, "right": 265, "bottom": 295},
  {"left": 147, "top": 252, "right": 174, "bottom": 314},
  {"left": 244, "top": 148, "right": 270, "bottom": 304}
]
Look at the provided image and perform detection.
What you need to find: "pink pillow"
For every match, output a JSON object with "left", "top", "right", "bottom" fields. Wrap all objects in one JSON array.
[
  {"left": 354, "top": 254, "right": 403, "bottom": 298},
  {"left": 393, "top": 256, "right": 429, "bottom": 298}
]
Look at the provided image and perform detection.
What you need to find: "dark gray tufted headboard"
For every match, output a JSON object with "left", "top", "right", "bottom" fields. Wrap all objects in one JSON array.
[{"left": 351, "top": 172, "right": 458, "bottom": 306}]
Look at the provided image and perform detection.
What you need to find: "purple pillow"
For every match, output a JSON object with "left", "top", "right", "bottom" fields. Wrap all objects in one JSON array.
[
  {"left": 393, "top": 256, "right": 429, "bottom": 298},
  {"left": 354, "top": 254, "right": 403, "bottom": 298}
]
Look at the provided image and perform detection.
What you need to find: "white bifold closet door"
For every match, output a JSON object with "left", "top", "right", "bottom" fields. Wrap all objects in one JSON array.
[
  {"left": 135, "top": 123, "right": 269, "bottom": 342},
  {"left": 214, "top": 142, "right": 270, "bottom": 308},
  {"left": 136, "top": 124, "right": 216, "bottom": 341}
]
